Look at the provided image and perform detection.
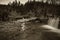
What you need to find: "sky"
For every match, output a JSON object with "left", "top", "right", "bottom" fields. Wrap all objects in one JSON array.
[
  {"left": 0, "top": 0, "right": 59, "bottom": 5},
  {"left": 0, "top": 0, "right": 47, "bottom": 5},
  {"left": 0, "top": 0, "right": 28, "bottom": 4}
]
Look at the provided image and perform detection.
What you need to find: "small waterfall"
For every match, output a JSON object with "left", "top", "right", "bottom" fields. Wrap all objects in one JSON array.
[
  {"left": 48, "top": 17, "right": 59, "bottom": 28},
  {"left": 21, "top": 22, "right": 26, "bottom": 31}
]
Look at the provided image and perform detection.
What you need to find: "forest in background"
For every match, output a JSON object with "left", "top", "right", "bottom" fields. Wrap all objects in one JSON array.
[{"left": 0, "top": 0, "right": 60, "bottom": 21}]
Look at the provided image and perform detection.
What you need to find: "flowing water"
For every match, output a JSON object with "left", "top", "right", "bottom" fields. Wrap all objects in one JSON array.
[
  {"left": 0, "top": 17, "right": 60, "bottom": 40},
  {"left": 21, "top": 22, "right": 26, "bottom": 31},
  {"left": 48, "top": 17, "right": 59, "bottom": 28}
]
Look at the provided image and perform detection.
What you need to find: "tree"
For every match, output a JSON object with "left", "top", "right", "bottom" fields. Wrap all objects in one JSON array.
[
  {"left": 0, "top": 11, "right": 9, "bottom": 21},
  {"left": 51, "top": 0, "right": 56, "bottom": 4},
  {"left": 46, "top": 0, "right": 57, "bottom": 4},
  {"left": 18, "top": 1, "right": 21, "bottom": 6},
  {"left": 8, "top": 0, "right": 21, "bottom": 6},
  {"left": 8, "top": 2, "right": 11, "bottom": 5}
]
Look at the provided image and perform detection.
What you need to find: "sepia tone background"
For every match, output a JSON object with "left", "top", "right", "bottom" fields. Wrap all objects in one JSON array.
[{"left": 0, "top": 0, "right": 60, "bottom": 40}]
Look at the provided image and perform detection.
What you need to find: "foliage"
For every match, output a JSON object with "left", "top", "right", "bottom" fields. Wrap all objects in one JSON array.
[
  {"left": 0, "top": 11, "right": 9, "bottom": 21},
  {"left": 0, "top": 0, "right": 60, "bottom": 21}
]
